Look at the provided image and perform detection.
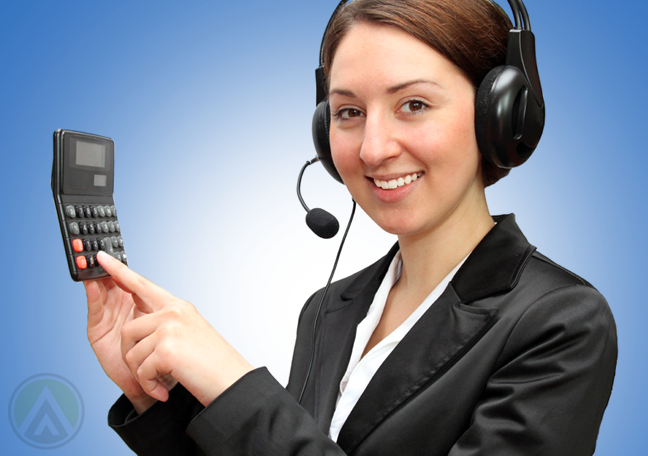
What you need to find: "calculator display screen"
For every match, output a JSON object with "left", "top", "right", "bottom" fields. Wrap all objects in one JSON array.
[{"left": 76, "top": 141, "right": 106, "bottom": 168}]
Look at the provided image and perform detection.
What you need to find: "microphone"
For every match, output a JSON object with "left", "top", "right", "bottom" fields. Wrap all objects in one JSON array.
[
  {"left": 297, "top": 157, "right": 340, "bottom": 239},
  {"left": 306, "top": 208, "right": 339, "bottom": 239}
]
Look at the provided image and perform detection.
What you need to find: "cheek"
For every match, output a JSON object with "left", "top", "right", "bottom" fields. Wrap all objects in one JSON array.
[
  {"left": 455, "top": 103, "right": 480, "bottom": 160},
  {"left": 329, "top": 128, "right": 361, "bottom": 181},
  {"left": 436, "top": 110, "right": 480, "bottom": 168}
]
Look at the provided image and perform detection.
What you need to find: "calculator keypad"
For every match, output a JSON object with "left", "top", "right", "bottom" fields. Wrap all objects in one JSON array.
[{"left": 62, "top": 204, "right": 127, "bottom": 274}]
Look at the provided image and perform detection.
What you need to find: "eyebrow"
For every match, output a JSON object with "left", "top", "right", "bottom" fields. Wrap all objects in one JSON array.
[
  {"left": 386, "top": 79, "right": 440, "bottom": 94},
  {"left": 328, "top": 79, "right": 441, "bottom": 98}
]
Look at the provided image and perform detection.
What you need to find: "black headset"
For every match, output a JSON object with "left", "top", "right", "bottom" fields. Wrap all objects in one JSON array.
[{"left": 311, "top": 0, "right": 545, "bottom": 179}]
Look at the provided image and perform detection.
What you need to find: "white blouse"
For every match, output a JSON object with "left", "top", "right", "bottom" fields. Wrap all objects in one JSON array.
[{"left": 329, "top": 250, "right": 469, "bottom": 442}]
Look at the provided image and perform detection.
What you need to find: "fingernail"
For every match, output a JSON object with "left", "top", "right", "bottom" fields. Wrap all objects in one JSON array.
[{"left": 97, "top": 251, "right": 111, "bottom": 260}]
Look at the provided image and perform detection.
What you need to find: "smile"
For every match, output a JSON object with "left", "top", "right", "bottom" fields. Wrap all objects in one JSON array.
[{"left": 373, "top": 173, "right": 421, "bottom": 190}]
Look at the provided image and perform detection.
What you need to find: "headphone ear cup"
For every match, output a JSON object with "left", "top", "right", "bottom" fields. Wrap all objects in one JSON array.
[
  {"left": 475, "top": 65, "right": 544, "bottom": 169},
  {"left": 312, "top": 100, "right": 344, "bottom": 183},
  {"left": 475, "top": 66, "right": 504, "bottom": 166}
]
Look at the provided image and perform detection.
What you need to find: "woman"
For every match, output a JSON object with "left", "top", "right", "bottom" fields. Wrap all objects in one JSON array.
[{"left": 86, "top": 0, "right": 617, "bottom": 454}]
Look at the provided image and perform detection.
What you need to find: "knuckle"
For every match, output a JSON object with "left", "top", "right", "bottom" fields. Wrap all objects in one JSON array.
[
  {"left": 124, "top": 349, "right": 135, "bottom": 365},
  {"left": 134, "top": 274, "right": 149, "bottom": 289},
  {"left": 158, "top": 339, "right": 173, "bottom": 357},
  {"left": 157, "top": 341, "right": 177, "bottom": 364},
  {"left": 166, "top": 305, "right": 184, "bottom": 319},
  {"left": 136, "top": 364, "right": 147, "bottom": 381},
  {"left": 160, "top": 305, "right": 187, "bottom": 328}
]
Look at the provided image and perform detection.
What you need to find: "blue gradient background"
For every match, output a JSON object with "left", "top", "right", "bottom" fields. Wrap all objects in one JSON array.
[{"left": 1, "top": 0, "right": 645, "bottom": 453}]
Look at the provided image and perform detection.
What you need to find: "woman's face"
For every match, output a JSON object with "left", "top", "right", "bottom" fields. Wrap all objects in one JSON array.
[{"left": 328, "top": 22, "right": 486, "bottom": 238}]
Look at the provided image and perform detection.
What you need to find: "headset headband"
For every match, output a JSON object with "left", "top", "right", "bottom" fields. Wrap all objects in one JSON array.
[{"left": 315, "top": 0, "right": 541, "bottom": 105}]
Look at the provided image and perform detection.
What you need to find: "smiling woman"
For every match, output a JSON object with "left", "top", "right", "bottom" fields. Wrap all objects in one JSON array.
[{"left": 87, "top": 1, "right": 617, "bottom": 455}]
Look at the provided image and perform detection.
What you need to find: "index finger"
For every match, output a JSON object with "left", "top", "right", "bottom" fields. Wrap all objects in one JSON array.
[{"left": 96, "top": 251, "right": 172, "bottom": 313}]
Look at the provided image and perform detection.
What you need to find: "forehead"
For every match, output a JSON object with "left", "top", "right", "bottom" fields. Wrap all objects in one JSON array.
[{"left": 329, "top": 22, "right": 466, "bottom": 91}]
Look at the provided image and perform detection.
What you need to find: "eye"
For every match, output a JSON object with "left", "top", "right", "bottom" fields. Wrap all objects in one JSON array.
[
  {"left": 400, "top": 100, "right": 429, "bottom": 114},
  {"left": 333, "top": 108, "right": 365, "bottom": 120}
]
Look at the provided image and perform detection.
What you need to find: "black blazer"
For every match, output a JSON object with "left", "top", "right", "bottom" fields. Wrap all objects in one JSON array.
[{"left": 110, "top": 214, "right": 617, "bottom": 455}]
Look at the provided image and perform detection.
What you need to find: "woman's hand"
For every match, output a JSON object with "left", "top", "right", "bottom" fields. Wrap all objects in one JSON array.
[
  {"left": 85, "top": 275, "right": 163, "bottom": 414},
  {"left": 96, "top": 251, "right": 254, "bottom": 407}
]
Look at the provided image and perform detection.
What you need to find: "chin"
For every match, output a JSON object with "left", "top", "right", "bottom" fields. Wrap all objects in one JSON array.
[{"left": 368, "top": 211, "right": 428, "bottom": 237}]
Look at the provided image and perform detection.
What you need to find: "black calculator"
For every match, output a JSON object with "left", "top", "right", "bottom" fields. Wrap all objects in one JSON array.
[{"left": 52, "top": 129, "right": 128, "bottom": 281}]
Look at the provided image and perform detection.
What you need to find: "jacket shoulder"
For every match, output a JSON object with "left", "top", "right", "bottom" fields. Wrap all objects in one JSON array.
[
  {"left": 507, "top": 251, "right": 616, "bottom": 341},
  {"left": 529, "top": 250, "right": 595, "bottom": 289},
  {"left": 508, "top": 250, "right": 612, "bottom": 320}
]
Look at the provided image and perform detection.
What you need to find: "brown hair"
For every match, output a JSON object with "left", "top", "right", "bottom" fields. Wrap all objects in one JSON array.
[{"left": 322, "top": 0, "right": 513, "bottom": 187}]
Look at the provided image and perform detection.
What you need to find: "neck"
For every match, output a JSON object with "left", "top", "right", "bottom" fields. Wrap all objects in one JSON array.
[{"left": 395, "top": 195, "right": 494, "bottom": 299}]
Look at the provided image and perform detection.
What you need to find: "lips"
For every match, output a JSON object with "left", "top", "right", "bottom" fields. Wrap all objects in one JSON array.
[{"left": 373, "top": 172, "right": 421, "bottom": 190}]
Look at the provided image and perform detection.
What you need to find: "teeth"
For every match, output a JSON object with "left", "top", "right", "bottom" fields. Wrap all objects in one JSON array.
[{"left": 373, "top": 173, "right": 420, "bottom": 190}]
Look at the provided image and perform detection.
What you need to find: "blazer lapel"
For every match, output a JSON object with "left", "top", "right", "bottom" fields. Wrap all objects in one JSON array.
[
  {"left": 312, "top": 243, "right": 400, "bottom": 433},
  {"left": 335, "top": 214, "right": 535, "bottom": 453},
  {"left": 336, "top": 285, "right": 497, "bottom": 453}
]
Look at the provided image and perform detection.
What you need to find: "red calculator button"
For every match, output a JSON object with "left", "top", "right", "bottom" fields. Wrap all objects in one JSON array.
[
  {"left": 76, "top": 255, "right": 88, "bottom": 269},
  {"left": 72, "top": 239, "right": 84, "bottom": 252}
]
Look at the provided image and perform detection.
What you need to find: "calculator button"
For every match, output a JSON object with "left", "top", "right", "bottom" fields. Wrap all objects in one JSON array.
[
  {"left": 88, "top": 222, "right": 96, "bottom": 234},
  {"left": 101, "top": 221, "right": 109, "bottom": 232},
  {"left": 86, "top": 254, "right": 96, "bottom": 268},
  {"left": 68, "top": 222, "right": 80, "bottom": 235},
  {"left": 93, "top": 222, "right": 101, "bottom": 234},
  {"left": 75, "top": 255, "right": 87, "bottom": 269},
  {"left": 72, "top": 239, "right": 84, "bottom": 253},
  {"left": 83, "top": 239, "right": 92, "bottom": 252},
  {"left": 111, "top": 205, "right": 117, "bottom": 216},
  {"left": 111, "top": 236, "right": 119, "bottom": 248},
  {"left": 65, "top": 205, "right": 76, "bottom": 218},
  {"left": 97, "top": 206, "right": 106, "bottom": 217},
  {"left": 101, "top": 237, "right": 114, "bottom": 255},
  {"left": 75, "top": 206, "right": 84, "bottom": 218},
  {"left": 114, "top": 221, "right": 120, "bottom": 233},
  {"left": 91, "top": 238, "right": 99, "bottom": 251},
  {"left": 114, "top": 252, "right": 122, "bottom": 262},
  {"left": 108, "top": 221, "right": 115, "bottom": 232},
  {"left": 105, "top": 206, "right": 113, "bottom": 217},
  {"left": 117, "top": 236, "right": 124, "bottom": 248},
  {"left": 121, "top": 252, "right": 128, "bottom": 265},
  {"left": 84, "top": 206, "right": 92, "bottom": 218},
  {"left": 80, "top": 222, "right": 88, "bottom": 235},
  {"left": 91, "top": 206, "right": 99, "bottom": 218}
]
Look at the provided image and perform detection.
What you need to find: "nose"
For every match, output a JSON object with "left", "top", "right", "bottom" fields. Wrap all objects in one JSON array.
[{"left": 359, "top": 111, "right": 402, "bottom": 167}]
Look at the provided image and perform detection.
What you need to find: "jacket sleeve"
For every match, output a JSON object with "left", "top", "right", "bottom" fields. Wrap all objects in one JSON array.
[
  {"left": 185, "top": 367, "right": 348, "bottom": 455},
  {"left": 108, "top": 383, "right": 206, "bottom": 455},
  {"left": 107, "top": 368, "right": 348, "bottom": 456},
  {"left": 448, "top": 284, "right": 617, "bottom": 456}
]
